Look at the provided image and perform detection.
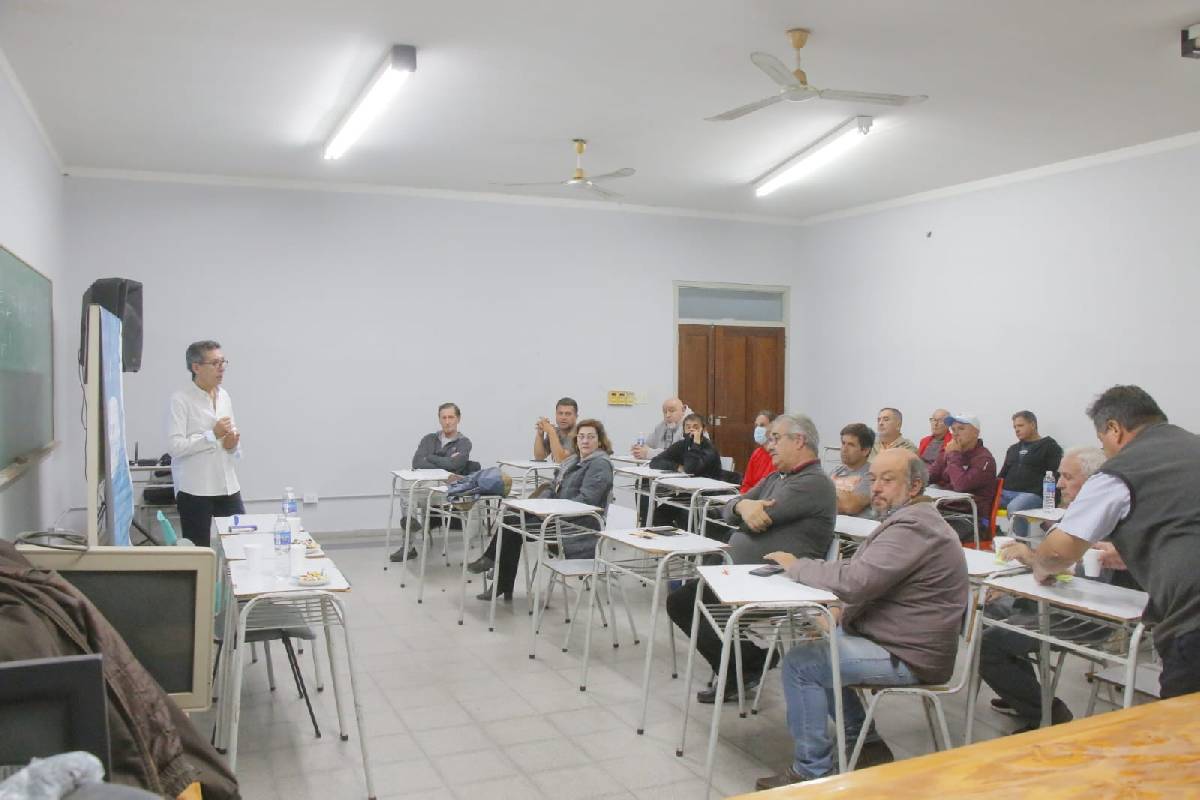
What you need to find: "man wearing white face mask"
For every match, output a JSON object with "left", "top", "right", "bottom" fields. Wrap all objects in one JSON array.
[{"left": 740, "top": 410, "right": 777, "bottom": 492}]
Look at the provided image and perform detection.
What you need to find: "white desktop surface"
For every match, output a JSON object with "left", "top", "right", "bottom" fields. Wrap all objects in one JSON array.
[
  {"left": 222, "top": 532, "right": 323, "bottom": 560},
  {"left": 963, "top": 547, "right": 1024, "bottom": 577},
  {"left": 614, "top": 465, "right": 686, "bottom": 479},
  {"left": 227, "top": 557, "right": 350, "bottom": 597},
  {"left": 697, "top": 564, "right": 838, "bottom": 606},
  {"left": 391, "top": 469, "right": 451, "bottom": 481},
  {"left": 1011, "top": 506, "right": 1066, "bottom": 522},
  {"left": 658, "top": 476, "right": 740, "bottom": 492},
  {"left": 834, "top": 515, "right": 877, "bottom": 540},
  {"left": 503, "top": 498, "right": 601, "bottom": 516},
  {"left": 214, "top": 514, "right": 299, "bottom": 536},
  {"left": 497, "top": 459, "right": 561, "bottom": 471},
  {"left": 985, "top": 573, "right": 1147, "bottom": 621},
  {"left": 612, "top": 454, "right": 651, "bottom": 466},
  {"left": 601, "top": 528, "right": 728, "bottom": 556},
  {"left": 924, "top": 487, "right": 972, "bottom": 501}
]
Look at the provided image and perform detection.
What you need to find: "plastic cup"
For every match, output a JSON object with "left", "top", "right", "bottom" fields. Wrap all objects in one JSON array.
[
  {"left": 287, "top": 517, "right": 303, "bottom": 537},
  {"left": 289, "top": 543, "right": 306, "bottom": 577},
  {"left": 993, "top": 535, "right": 1015, "bottom": 562},
  {"left": 1081, "top": 549, "right": 1103, "bottom": 578},
  {"left": 243, "top": 543, "right": 266, "bottom": 574}
]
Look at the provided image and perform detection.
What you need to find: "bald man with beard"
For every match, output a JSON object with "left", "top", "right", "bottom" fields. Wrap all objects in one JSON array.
[{"left": 632, "top": 397, "right": 690, "bottom": 459}]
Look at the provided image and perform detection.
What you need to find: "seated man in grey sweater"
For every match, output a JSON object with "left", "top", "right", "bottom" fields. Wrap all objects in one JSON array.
[
  {"left": 391, "top": 402, "right": 473, "bottom": 561},
  {"left": 757, "top": 449, "right": 969, "bottom": 789},
  {"left": 666, "top": 413, "right": 835, "bottom": 703}
]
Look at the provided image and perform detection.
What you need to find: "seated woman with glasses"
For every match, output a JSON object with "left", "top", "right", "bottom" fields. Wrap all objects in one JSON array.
[{"left": 468, "top": 419, "right": 614, "bottom": 601}]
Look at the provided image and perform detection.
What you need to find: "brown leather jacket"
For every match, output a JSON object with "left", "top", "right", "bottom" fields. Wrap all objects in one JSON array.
[{"left": 0, "top": 540, "right": 239, "bottom": 799}]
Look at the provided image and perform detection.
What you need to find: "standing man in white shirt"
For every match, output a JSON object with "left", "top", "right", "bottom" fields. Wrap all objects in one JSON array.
[{"left": 167, "top": 340, "right": 242, "bottom": 548}]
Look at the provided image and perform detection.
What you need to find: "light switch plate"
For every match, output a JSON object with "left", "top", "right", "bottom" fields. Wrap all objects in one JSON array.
[{"left": 303, "top": 493, "right": 318, "bottom": 504}]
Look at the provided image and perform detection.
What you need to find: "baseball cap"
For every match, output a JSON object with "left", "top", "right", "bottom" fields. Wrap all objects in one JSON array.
[{"left": 946, "top": 412, "right": 981, "bottom": 430}]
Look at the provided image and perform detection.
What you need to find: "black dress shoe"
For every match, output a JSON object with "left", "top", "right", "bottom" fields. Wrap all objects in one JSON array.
[
  {"left": 697, "top": 677, "right": 758, "bottom": 704},
  {"left": 467, "top": 555, "right": 494, "bottom": 574},
  {"left": 476, "top": 589, "right": 512, "bottom": 602},
  {"left": 389, "top": 546, "right": 419, "bottom": 562},
  {"left": 1010, "top": 698, "right": 1073, "bottom": 734},
  {"left": 755, "top": 767, "right": 816, "bottom": 790},
  {"left": 854, "top": 739, "right": 895, "bottom": 768}
]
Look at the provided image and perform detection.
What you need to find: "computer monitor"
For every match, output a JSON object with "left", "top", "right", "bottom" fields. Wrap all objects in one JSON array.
[
  {"left": 0, "top": 654, "right": 111, "bottom": 780},
  {"left": 18, "top": 545, "right": 216, "bottom": 712}
]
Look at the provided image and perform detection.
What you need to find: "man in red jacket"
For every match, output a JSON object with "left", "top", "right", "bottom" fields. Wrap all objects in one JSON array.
[
  {"left": 918, "top": 408, "right": 953, "bottom": 466},
  {"left": 928, "top": 412, "right": 998, "bottom": 541}
]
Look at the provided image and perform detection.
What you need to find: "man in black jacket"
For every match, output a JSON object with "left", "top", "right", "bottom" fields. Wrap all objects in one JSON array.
[
  {"left": 647, "top": 413, "right": 722, "bottom": 529},
  {"left": 999, "top": 410, "right": 1062, "bottom": 539}
]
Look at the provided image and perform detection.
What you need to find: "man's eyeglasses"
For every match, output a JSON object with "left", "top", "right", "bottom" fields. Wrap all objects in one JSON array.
[
  {"left": 929, "top": 416, "right": 947, "bottom": 423},
  {"left": 766, "top": 432, "right": 796, "bottom": 444},
  {"left": 202, "top": 359, "right": 229, "bottom": 368}
]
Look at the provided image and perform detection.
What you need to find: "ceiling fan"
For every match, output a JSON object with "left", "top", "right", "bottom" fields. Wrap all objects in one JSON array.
[
  {"left": 494, "top": 139, "right": 635, "bottom": 200},
  {"left": 707, "top": 28, "right": 928, "bottom": 122}
]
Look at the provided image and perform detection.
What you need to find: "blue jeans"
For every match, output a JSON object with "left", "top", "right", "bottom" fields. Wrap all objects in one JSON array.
[
  {"left": 782, "top": 627, "right": 916, "bottom": 778},
  {"left": 1001, "top": 490, "right": 1042, "bottom": 539}
]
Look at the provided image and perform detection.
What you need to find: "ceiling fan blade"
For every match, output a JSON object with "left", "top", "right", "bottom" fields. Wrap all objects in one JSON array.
[
  {"left": 750, "top": 52, "right": 800, "bottom": 88},
  {"left": 705, "top": 94, "right": 784, "bottom": 121},
  {"left": 587, "top": 167, "right": 635, "bottom": 182},
  {"left": 817, "top": 89, "right": 928, "bottom": 106},
  {"left": 583, "top": 182, "right": 622, "bottom": 200},
  {"left": 491, "top": 179, "right": 568, "bottom": 187}
]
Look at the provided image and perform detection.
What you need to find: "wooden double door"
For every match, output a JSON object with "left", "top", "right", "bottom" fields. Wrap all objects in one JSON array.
[{"left": 677, "top": 324, "right": 785, "bottom": 474}]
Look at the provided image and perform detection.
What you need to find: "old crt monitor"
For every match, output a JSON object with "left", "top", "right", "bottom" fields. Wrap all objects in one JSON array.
[
  {"left": 18, "top": 546, "right": 216, "bottom": 712},
  {"left": 0, "top": 655, "right": 111, "bottom": 779}
]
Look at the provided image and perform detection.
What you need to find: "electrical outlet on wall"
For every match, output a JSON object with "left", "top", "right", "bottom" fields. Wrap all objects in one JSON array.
[{"left": 303, "top": 493, "right": 318, "bottom": 505}]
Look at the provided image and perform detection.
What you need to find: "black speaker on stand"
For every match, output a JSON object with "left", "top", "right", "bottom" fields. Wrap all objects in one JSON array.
[{"left": 79, "top": 278, "right": 143, "bottom": 372}]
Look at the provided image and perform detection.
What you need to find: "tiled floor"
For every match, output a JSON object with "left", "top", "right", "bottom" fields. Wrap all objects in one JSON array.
[{"left": 191, "top": 527, "right": 1131, "bottom": 800}]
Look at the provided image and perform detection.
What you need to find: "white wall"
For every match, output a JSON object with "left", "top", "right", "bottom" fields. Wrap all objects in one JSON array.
[
  {"left": 62, "top": 179, "right": 807, "bottom": 532},
  {"left": 55, "top": 135, "right": 1200, "bottom": 535},
  {"left": 790, "top": 140, "right": 1200, "bottom": 459},
  {"left": 0, "top": 59, "right": 66, "bottom": 540}
]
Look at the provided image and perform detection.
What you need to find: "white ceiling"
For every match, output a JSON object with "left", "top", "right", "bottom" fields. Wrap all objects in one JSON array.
[{"left": 3, "top": 0, "right": 1200, "bottom": 221}]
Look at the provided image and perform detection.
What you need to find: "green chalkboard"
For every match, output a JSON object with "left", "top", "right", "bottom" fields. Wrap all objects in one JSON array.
[{"left": 0, "top": 244, "right": 54, "bottom": 474}]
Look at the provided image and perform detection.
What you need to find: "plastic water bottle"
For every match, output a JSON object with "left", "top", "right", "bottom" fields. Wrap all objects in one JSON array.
[
  {"left": 1042, "top": 471, "right": 1056, "bottom": 510},
  {"left": 273, "top": 514, "right": 291, "bottom": 576},
  {"left": 636, "top": 433, "right": 646, "bottom": 448},
  {"left": 282, "top": 486, "right": 299, "bottom": 517}
]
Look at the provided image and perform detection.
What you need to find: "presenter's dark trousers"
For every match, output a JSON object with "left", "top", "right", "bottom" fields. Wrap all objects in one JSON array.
[{"left": 176, "top": 490, "right": 245, "bottom": 548}]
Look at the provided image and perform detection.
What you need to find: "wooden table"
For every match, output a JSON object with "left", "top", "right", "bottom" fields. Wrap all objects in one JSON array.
[{"left": 727, "top": 693, "right": 1200, "bottom": 799}]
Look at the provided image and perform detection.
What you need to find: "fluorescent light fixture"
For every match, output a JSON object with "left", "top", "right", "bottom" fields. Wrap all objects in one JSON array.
[
  {"left": 753, "top": 116, "right": 873, "bottom": 198},
  {"left": 324, "top": 44, "right": 417, "bottom": 160}
]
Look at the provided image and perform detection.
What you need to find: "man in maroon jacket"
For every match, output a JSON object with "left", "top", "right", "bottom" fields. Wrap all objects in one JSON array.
[{"left": 928, "top": 412, "right": 998, "bottom": 541}]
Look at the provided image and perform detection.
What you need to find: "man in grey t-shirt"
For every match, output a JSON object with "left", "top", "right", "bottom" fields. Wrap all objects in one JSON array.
[{"left": 830, "top": 423, "right": 874, "bottom": 519}]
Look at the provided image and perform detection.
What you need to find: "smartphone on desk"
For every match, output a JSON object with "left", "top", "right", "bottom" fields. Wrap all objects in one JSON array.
[
  {"left": 643, "top": 525, "right": 681, "bottom": 536},
  {"left": 749, "top": 564, "right": 785, "bottom": 577}
]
